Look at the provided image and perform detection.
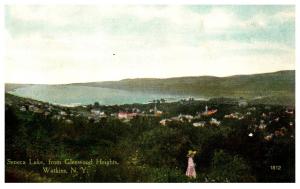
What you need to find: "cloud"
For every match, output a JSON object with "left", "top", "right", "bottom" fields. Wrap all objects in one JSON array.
[
  {"left": 5, "top": 5, "right": 295, "bottom": 84},
  {"left": 201, "top": 8, "right": 237, "bottom": 31}
]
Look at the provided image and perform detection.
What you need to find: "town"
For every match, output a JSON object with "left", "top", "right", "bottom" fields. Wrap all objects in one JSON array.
[
  {"left": 5, "top": 93, "right": 295, "bottom": 182},
  {"left": 6, "top": 93, "right": 295, "bottom": 143}
]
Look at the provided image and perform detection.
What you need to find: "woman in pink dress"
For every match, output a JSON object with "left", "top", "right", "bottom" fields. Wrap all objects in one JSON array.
[{"left": 186, "top": 150, "right": 197, "bottom": 178}]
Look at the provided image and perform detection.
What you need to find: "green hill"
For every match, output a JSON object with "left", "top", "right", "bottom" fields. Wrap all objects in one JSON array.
[
  {"left": 5, "top": 70, "right": 295, "bottom": 105},
  {"left": 71, "top": 70, "right": 295, "bottom": 105},
  {"left": 5, "top": 84, "right": 34, "bottom": 92}
]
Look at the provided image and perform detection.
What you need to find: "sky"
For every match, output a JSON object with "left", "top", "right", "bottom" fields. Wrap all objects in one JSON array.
[{"left": 4, "top": 5, "right": 295, "bottom": 84}]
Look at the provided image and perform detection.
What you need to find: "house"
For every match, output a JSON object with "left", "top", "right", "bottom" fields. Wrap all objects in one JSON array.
[
  {"left": 155, "top": 110, "right": 163, "bottom": 116},
  {"left": 170, "top": 116, "right": 181, "bottom": 122},
  {"left": 20, "top": 106, "right": 26, "bottom": 112},
  {"left": 110, "top": 113, "right": 117, "bottom": 117},
  {"left": 178, "top": 114, "right": 194, "bottom": 122},
  {"left": 202, "top": 106, "right": 218, "bottom": 116},
  {"left": 238, "top": 99, "right": 248, "bottom": 107},
  {"left": 60, "top": 111, "right": 68, "bottom": 116},
  {"left": 76, "top": 113, "right": 83, "bottom": 117},
  {"left": 47, "top": 106, "right": 53, "bottom": 112},
  {"left": 44, "top": 111, "right": 50, "bottom": 117},
  {"left": 210, "top": 118, "right": 221, "bottom": 126},
  {"left": 264, "top": 134, "right": 274, "bottom": 141},
  {"left": 258, "top": 120, "right": 267, "bottom": 130},
  {"left": 28, "top": 105, "right": 35, "bottom": 111},
  {"left": 193, "top": 121, "right": 206, "bottom": 127},
  {"left": 132, "top": 108, "right": 141, "bottom": 113},
  {"left": 33, "top": 107, "right": 43, "bottom": 114},
  {"left": 248, "top": 107, "right": 256, "bottom": 111},
  {"left": 285, "top": 109, "right": 294, "bottom": 115},
  {"left": 160, "top": 119, "right": 171, "bottom": 126},
  {"left": 150, "top": 104, "right": 163, "bottom": 116},
  {"left": 65, "top": 119, "right": 74, "bottom": 124},
  {"left": 224, "top": 112, "right": 239, "bottom": 119},
  {"left": 52, "top": 115, "right": 62, "bottom": 120},
  {"left": 91, "top": 109, "right": 101, "bottom": 115},
  {"left": 118, "top": 112, "right": 128, "bottom": 119},
  {"left": 91, "top": 109, "right": 106, "bottom": 117},
  {"left": 99, "top": 112, "right": 107, "bottom": 117},
  {"left": 224, "top": 112, "right": 245, "bottom": 120},
  {"left": 261, "top": 113, "right": 267, "bottom": 118},
  {"left": 194, "top": 113, "right": 202, "bottom": 119},
  {"left": 118, "top": 112, "right": 137, "bottom": 120}
]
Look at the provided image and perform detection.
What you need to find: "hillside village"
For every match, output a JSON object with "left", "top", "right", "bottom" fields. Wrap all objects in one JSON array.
[
  {"left": 6, "top": 93, "right": 295, "bottom": 144},
  {"left": 5, "top": 92, "right": 295, "bottom": 182}
]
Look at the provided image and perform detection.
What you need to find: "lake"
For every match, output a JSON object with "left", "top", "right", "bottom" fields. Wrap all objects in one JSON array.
[{"left": 8, "top": 85, "right": 199, "bottom": 106}]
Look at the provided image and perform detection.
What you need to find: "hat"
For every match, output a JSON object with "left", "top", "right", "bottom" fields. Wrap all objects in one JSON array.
[{"left": 187, "top": 150, "right": 197, "bottom": 157}]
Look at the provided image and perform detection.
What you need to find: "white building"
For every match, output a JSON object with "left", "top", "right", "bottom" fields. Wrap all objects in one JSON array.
[
  {"left": 20, "top": 106, "right": 26, "bottom": 112},
  {"left": 258, "top": 120, "right": 267, "bottom": 130},
  {"left": 160, "top": 119, "right": 171, "bottom": 126},
  {"left": 91, "top": 109, "right": 101, "bottom": 115},
  {"left": 193, "top": 121, "right": 206, "bottom": 127},
  {"left": 210, "top": 118, "right": 221, "bottom": 126},
  {"left": 60, "top": 111, "right": 67, "bottom": 116},
  {"left": 178, "top": 114, "right": 194, "bottom": 122},
  {"left": 238, "top": 99, "right": 248, "bottom": 107}
]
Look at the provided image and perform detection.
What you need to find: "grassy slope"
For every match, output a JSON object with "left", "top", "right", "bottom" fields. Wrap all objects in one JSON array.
[
  {"left": 71, "top": 70, "right": 295, "bottom": 104},
  {"left": 5, "top": 70, "right": 295, "bottom": 105}
]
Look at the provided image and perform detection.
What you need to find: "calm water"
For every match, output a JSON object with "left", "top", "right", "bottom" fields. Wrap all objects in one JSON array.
[{"left": 8, "top": 85, "right": 195, "bottom": 106}]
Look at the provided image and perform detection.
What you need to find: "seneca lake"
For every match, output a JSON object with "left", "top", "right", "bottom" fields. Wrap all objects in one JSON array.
[{"left": 8, "top": 85, "right": 203, "bottom": 106}]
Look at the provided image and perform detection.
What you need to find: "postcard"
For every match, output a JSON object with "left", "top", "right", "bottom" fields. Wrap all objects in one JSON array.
[{"left": 4, "top": 4, "right": 295, "bottom": 183}]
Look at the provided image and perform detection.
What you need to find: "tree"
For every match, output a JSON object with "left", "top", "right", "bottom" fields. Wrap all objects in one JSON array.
[
  {"left": 94, "top": 102, "right": 100, "bottom": 107},
  {"left": 207, "top": 149, "right": 256, "bottom": 182}
]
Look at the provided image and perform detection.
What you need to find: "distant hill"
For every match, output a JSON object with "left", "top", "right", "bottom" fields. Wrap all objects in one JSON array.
[
  {"left": 5, "top": 84, "right": 34, "bottom": 92},
  {"left": 70, "top": 70, "right": 295, "bottom": 105},
  {"left": 5, "top": 70, "right": 295, "bottom": 105}
]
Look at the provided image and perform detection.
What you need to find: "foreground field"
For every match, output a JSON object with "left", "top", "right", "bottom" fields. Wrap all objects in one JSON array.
[{"left": 5, "top": 94, "right": 295, "bottom": 182}]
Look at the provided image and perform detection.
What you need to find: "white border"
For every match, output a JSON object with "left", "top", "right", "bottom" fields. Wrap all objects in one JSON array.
[
  {"left": 0, "top": 0, "right": 5, "bottom": 185},
  {"left": 0, "top": 0, "right": 298, "bottom": 189},
  {"left": 0, "top": 0, "right": 298, "bottom": 5}
]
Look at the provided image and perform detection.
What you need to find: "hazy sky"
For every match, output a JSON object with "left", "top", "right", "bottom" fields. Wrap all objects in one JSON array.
[{"left": 5, "top": 5, "right": 295, "bottom": 84}]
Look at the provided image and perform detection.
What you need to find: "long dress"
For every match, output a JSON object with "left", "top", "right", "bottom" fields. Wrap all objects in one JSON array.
[{"left": 186, "top": 157, "right": 196, "bottom": 178}]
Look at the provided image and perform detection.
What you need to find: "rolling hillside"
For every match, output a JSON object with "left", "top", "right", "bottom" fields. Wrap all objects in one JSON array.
[
  {"left": 70, "top": 70, "right": 295, "bottom": 105},
  {"left": 5, "top": 70, "right": 295, "bottom": 105}
]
